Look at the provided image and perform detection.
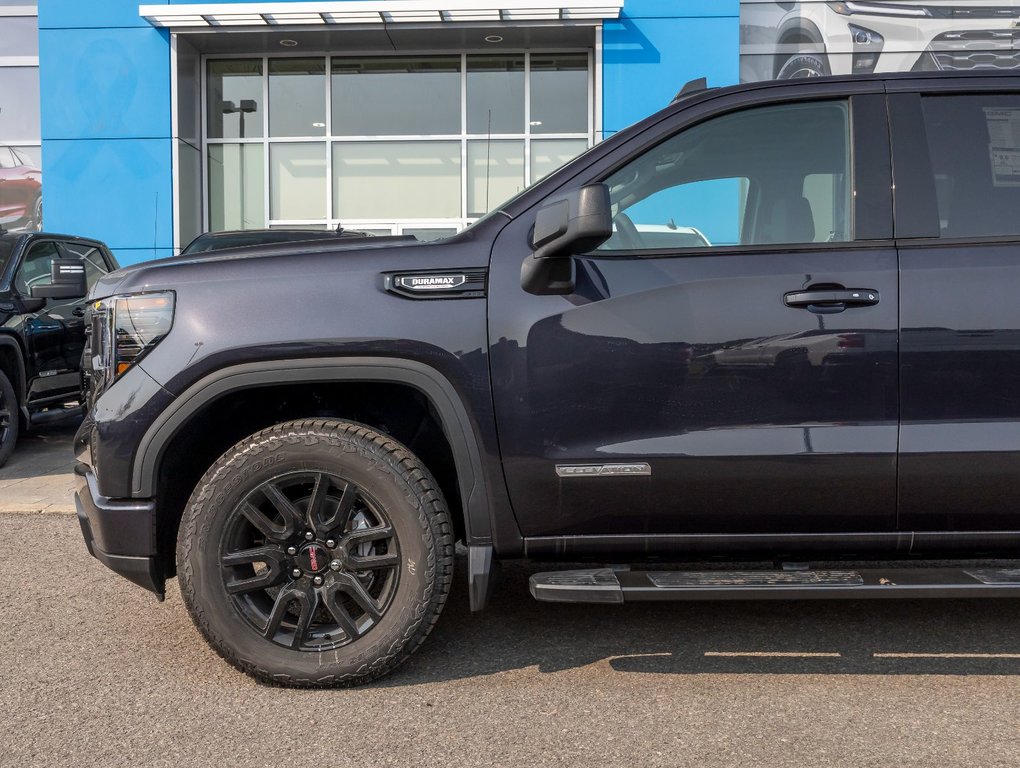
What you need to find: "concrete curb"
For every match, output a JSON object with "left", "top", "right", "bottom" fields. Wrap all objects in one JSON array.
[{"left": 0, "top": 504, "right": 76, "bottom": 515}]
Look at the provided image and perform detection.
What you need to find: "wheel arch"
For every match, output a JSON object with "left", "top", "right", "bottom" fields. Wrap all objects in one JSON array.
[
  {"left": 0, "top": 333, "right": 28, "bottom": 425},
  {"left": 774, "top": 17, "right": 828, "bottom": 78},
  {"left": 135, "top": 358, "right": 493, "bottom": 546}
]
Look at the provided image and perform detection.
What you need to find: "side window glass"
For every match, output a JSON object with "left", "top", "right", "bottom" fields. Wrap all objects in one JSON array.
[
  {"left": 0, "top": 147, "right": 15, "bottom": 170},
  {"left": 922, "top": 94, "right": 1020, "bottom": 239},
  {"left": 597, "top": 101, "right": 851, "bottom": 251},
  {"left": 14, "top": 241, "right": 61, "bottom": 295},
  {"left": 61, "top": 242, "right": 109, "bottom": 289}
]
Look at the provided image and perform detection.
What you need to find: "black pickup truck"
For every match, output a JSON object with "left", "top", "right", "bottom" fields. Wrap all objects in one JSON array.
[
  {"left": 74, "top": 71, "right": 1020, "bottom": 687},
  {"left": 0, "top": 231, "right": 118, "bottom": 466}
]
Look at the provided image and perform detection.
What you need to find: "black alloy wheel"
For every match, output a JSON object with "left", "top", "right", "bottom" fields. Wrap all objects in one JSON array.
[
  {"left": 178, "top": 419, "right": 454, "bottom": 687},
  {"left": 221, "top": 470, "right": 400, "bottom": 651},
  {"left": 0, "top": 369, "right": 19, "bottom": 468}
]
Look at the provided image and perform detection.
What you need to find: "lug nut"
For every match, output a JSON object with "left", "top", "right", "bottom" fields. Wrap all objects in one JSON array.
[
  {"left": 304, "top": 531, "right": 315, "bottom": 541},
  {"left": 325, "top": 539, "right": 337, "bottom": 549},
  {"left": 313, "top": 576, "right": 324, "bottom": 586},
  {"left": 286, "top": 546, "right": 297, "bottom": 556},
  {"left": 329, "top": 559, "right": 342, "bottom": 572},
  {"left": 292, "top": 568, "right": 302, "bottom": 578}
]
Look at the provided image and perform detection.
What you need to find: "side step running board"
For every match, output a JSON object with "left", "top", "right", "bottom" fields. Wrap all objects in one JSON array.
[{"left": 529, "top": 567, "right": 1020, "bottom": 604}]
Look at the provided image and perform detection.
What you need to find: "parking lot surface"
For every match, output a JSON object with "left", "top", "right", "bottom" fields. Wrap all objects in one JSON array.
[{"left": 3, "top": 430, "right": 1020, "bottom": 767}]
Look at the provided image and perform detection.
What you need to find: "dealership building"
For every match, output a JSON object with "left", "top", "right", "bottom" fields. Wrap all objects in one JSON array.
[
  {"left": 5, "top": 1, "right": 1019, "bottom": 264},
  {"left": 0, "top": 0, "right": 735, "bottom": 264}
]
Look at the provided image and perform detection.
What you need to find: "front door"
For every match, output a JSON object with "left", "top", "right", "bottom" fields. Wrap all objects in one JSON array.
[{"left": 488, "top": 94, "right": 899, "bottom": 540}]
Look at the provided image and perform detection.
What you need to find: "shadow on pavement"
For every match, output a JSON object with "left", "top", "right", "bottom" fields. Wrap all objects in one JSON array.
[{"left": 387, "top": 556, "right": 1020, "bottom": 684}]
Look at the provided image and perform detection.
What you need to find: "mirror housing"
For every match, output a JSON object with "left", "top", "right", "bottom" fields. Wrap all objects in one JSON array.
[
  {"left": 522, "top": 184, "right": 613, "bottom": 295},
  {"left": 530, "top": 183, "right": 613, "bottom": 260},
  {"left": 30, "top": 258, "right": 88, "bottom": 301}
]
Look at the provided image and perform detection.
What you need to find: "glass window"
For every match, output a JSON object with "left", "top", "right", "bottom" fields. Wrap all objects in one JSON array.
[
  {"left": 12, "top": 146, "right": 39, "bottom": 168},
  {"left": 532, "top": 139, "right": 588, "bottom": 182},
  {"left": 530, "top": 54, "right": 588, "bottom": 134},
  {"left": 14, "top": 241, "right": 60, "bottom": 294},
  {"left": 0, "top": 147, "right": 15, "bottom": 169},
  {"left": 332, "top": 141, "right": 460, "bottom": 219},
  {"left": 0, "top": 16, "right": 38, "bottom": 57},
  {"left": 209, "top": 144, "right": 264, "bottom": 230},
  {"left": 332, "top": 57, "right": 460, "bottom": 137},
  {"left": 207, "top": 60, "right": 263, "bottom": 140},
  {"left": 467, "top": 140, "right": 524, "bottom": 217},
  {"left": 598, "top": 101, "right": 851, "bottom": 251},
  {"left": 922, "top": 94, "right": 1020, "bottom": 239},
  {"left": 62, "top": 242, "right": 110, "bottom": 289},
  {"left": 0, "top": 68, "right": 40, "bottom": 142},
  {"left": 467, "top": 56, "right": 524, "bottom": 135},
  {"left": 269, "top": 58, "right": 325, "bottom": 138},
  {"left": 270, "top": 142, "right": 326, "bottom": 220},
  {"left": 402, "top": 228, "right": 457, "bottom": 242}
]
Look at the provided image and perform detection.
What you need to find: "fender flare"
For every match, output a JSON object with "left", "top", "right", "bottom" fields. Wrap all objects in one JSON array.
[
  {"left": 774, "top": 17, "right": 828, "bottom": 76},
  {"left": 132, "top": 357, "right": 492, "bottom": 544}
]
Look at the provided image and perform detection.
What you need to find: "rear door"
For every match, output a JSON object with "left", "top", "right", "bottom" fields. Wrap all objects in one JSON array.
[
  {"left": 891, "top": 82, "right": 1020, "bottom": 532},
  {"left": 488, "top": 87, "right": 899, "bottom": 541}
]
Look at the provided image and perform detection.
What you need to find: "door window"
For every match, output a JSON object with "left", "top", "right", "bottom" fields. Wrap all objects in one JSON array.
[
  {"left": 921, "top": 94, "right": 1020, "bottom": 239},
  {"left": 597, "top": 101, "right": 851, "bottom": 251},
  {"left": 61, "top": 242, "right": 110, "bottom": 289},
  {"left": 14, "top": 241, "right": 60, "bottom": 295}
]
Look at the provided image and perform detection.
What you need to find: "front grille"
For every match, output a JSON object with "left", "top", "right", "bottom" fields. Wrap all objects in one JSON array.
[
  {"left": 928, "top": 7, "right": 1020, "bottom": 20},
  {"left": 928, "top": 29, "right": 1020, "bottom": 71}
]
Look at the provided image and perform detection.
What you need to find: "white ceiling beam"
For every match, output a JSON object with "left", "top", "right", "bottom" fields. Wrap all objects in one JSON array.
[{"left": 140, "top": 1, "right": 622, "bottom": 28}]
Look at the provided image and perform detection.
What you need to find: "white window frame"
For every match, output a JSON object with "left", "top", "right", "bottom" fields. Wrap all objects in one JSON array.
[{"left": 200, "top": 47, "right": 596, "bottom": 236}]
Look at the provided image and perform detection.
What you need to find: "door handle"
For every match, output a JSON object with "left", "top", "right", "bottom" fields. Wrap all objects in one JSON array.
[{"left": 784, "top": 288, "right": 879, "bottom": 314}]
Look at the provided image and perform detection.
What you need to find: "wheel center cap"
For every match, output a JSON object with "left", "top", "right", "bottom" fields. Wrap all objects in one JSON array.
[{"left": 299, "top": 543, "right": 329, "bottom": 574}]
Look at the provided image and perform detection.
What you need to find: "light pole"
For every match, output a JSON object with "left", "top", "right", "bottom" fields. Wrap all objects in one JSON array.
[{"left": 222, "top": 99, "right": 258, "bottom": 228}]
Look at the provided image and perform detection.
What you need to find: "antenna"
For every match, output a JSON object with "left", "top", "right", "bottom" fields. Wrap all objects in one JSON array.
[{"left": 670, "top": 77, "right": 710, "bottom": 105}]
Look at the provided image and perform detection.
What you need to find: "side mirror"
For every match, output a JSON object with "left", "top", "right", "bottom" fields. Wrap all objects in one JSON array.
[
  {"left": 30, "top": 258, "right": 88, "bottom": 301},
  {"left": 522, "top": 184, "right": 613, "bottom": 295}
]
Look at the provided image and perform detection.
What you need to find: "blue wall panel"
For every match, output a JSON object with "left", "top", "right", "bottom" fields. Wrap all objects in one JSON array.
[
  {"left": 43, "top": 138, "right": 173, "bottom": 254},
  {"left": 603, "top": 3, "right": 740, "bottom": 136},
  {"left": 39, "top": 0, "right": 157, "bottom": 29},
  {"left": 39, "top": 26, "right": 171, "bottom": 140},
  {"left": 39, "top": 0, "right": 173, "bottom": 262}
]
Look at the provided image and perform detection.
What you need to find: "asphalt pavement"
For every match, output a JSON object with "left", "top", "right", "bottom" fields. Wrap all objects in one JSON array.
[{"left": 3, "top": 428, "right": 1020, "bottom": 767}]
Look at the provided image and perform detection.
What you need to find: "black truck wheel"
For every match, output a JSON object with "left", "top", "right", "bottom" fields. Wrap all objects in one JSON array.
[
  {"left": 177, "top": 419, "right": 454, "bottom": 687},
  {"left": 0, "top": 369, "right": 19, "bottom": 468}
]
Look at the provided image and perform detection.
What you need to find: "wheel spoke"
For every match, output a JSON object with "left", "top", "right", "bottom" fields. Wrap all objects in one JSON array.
[
  {"left": 222, "top": 546, "right": 285, "bottom": 594},
  {"left": 262, "top": 482, "right": 305, "bottom": 531},
  {"left": 334, "top": 572, "right": 383, "bottom": 621},
  {"left": 239, "top": 501, "right": 290, "bottom": 543},
  {"left": 319, "top": 480, "right": 359, "bottom": 536},
  {"left": 263, "top": 583, "right": 314, "bottom": 646},
  {"left": 305, "top": 473, "right": 330, "bottom": 533},
  {"left": 347, "top": 550, "right": 400, "bottom": 571},
  {"left": 321, "top": 585, "right": 362, "bottom": 641},
  {"left": 290, "top": 589, "right": 319, "bottom": 649},
  {"left": 342, "top": 525, "right": 393, "bottom": 550}
]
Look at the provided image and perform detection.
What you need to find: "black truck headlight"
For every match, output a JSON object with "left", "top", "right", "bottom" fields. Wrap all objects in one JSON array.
[{"left": 90, "top": 292, "right": 175, "bottom": 385}]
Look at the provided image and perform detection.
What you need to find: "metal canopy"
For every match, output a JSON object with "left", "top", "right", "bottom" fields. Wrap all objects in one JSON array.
[{"left": 139, "top": 0, "right": 623, "bottom": 29}]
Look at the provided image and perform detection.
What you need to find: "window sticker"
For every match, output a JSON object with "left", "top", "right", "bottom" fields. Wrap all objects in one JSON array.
[{"left": 984, "top": 107, "right": 1020, "bottom": 187}]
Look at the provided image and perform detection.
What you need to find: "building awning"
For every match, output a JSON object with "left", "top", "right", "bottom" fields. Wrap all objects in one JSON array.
[{"left": 139, "top": 0, "right": 623, "bottom": 29}]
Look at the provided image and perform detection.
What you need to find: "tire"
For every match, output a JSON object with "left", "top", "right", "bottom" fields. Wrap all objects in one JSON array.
[
  {"left": 0, "top": 369, "right": 19, "bottom": 469},
  {"left": 28, "top": 195, "right": 42, "bottom": 232},
  {"left": 776, "top": 53, "right": 830, "bottom": 80},
  {"left": 177, "top": 418, "right": 454, "bottom": 687}
]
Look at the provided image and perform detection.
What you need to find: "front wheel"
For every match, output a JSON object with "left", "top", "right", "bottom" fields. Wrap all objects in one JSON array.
[
  {"left": 0, "top": 369, "right": 19, "bottom": 468},
  {"left": 776, "top": 53, "right": 830, "bottom": 79},
  {"left": 177, "top": 419, "right": 454, "bottom": 687}
]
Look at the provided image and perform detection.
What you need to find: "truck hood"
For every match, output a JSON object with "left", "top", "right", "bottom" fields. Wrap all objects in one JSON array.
[{"left": 90, "top": 234, "right": 436, "bottom": 300}]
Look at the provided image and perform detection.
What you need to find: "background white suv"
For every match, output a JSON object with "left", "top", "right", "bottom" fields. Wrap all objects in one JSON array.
[{"left": 741, "top": 1, "right": 1020, "bottom": 81}]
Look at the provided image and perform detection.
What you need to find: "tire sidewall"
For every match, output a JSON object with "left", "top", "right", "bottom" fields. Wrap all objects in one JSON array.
[
  {"left": 0, "top": 369, "right": 19, "bottom": 468},
  {"left": 180, "top": 423, "right": 440, "bottom": 683},
  {"left": 776, "top": 53, "right": 830, "bottom": 80}
]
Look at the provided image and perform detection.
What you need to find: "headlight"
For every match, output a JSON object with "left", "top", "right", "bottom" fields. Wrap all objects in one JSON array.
[
  {"left": 89, "top": 291, "right": 175, "bottom": 385},
  {"left": 828, "top": 1, "right": 931, "bottom": 17}
]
